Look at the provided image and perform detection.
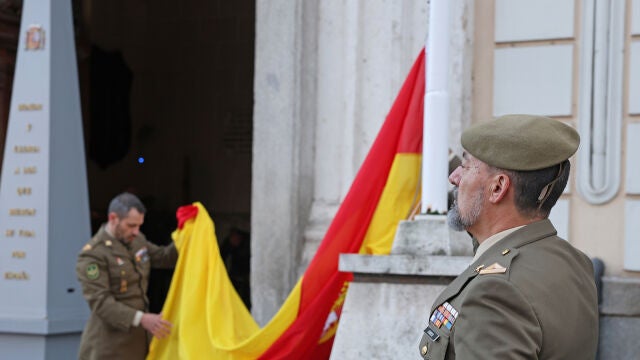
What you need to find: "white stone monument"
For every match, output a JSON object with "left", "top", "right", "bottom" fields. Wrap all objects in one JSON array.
[{"left": 0, "top": 0, "right": 90, "bottom": 357}]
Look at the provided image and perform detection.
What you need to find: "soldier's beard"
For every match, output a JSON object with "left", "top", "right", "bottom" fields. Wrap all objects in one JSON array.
[
  {"left": 114, "top": 223, "right": 135, "bottom": 243},
  {"left": 447, "top": 187, "right": 484, "bottom": 231}
]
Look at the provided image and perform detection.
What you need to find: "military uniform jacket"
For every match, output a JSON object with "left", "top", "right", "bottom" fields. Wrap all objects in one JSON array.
[
  {"left": 76, "top": 226, "right": 178, "bottom": 360},
  {"left": 419, "top": 220, "right": 599, "bottom": 359}
]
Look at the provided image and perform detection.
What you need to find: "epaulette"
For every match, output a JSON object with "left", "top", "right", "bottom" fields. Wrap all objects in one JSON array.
[
  {"left": 475, "top": 247, "right": 517, "bottom": 275},
  {"left": 81, "top": 237, "right": 113, "bottom": 252},
  {"left": 477, "top": 262, "right": 508, "bottom": 275}
]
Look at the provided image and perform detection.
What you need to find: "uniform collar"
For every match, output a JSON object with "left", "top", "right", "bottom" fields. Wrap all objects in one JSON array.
[
  {"left": 495, "top": 219, "right": 555, "bottom": 249},
  {"left": 472, "top": 219, "right": 557, "bottom": 266},
  {"left": 471, "top": 225, "right": 525, "bottom": 263},
  {"left": 431, "top": 219, "right": 558, "bottom": 312}
]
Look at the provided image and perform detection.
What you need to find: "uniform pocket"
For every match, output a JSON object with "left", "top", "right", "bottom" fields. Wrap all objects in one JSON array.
[
  {"left": 418, "top": 324, "right": 450, "bottom": 360},
  {"left": 108, "top": 264, "right": 122, "bottom": 288}
]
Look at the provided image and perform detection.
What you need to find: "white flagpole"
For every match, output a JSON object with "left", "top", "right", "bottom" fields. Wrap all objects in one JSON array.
[{"left": 421, "top": 0, "right": 451, "bottom": 214}]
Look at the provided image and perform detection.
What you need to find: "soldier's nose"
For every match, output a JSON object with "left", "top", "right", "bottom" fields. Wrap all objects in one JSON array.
[{"left": 449, "top": 166, "right": 462, "bottom": 185}]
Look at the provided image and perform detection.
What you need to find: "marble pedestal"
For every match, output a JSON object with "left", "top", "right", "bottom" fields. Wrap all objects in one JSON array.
[{"left": 330, "top": 216, "right": 473, "bottom": 359}]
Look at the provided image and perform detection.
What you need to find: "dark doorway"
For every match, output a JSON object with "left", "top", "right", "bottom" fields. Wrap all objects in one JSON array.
[
  {"left": 0, "top": 1, "right": 254, "bottom": 311},
  {"left": 74, "top": 1, "right": 255, "bottom": 312},
  {"left": 0, "top": 2, "right": 20, "bottom": 172}
]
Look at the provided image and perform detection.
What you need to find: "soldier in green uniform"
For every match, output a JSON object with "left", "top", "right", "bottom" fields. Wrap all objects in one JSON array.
[
  {"left": 76, "top": 192, "right": 178, "bottom": 360},
  {"left": 419, "top": 114, "right": 599, "bottom": 359}
]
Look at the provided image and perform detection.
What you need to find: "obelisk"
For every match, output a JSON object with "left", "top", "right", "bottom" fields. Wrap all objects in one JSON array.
[{"left": 0, "top": 0, "right": 90, "bottom": 357}]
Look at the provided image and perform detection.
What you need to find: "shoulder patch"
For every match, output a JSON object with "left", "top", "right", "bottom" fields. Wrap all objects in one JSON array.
[
  {"left": 82, "top": 244, "right": 92, "bottom": 252},
  {"left": 86, "top": 263, "right": 100, "bottom": 280}
]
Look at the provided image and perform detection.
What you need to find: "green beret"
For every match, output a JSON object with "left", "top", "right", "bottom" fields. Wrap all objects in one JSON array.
[{"left": 461, "top": 114, "right": 579, "bottom": 171}]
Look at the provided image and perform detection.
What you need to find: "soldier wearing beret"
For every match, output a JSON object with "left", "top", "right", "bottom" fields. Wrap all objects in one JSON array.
[
  {"left": 419, "top": 114, "right": 599, "bottom": 359},
  {"left": 76, "top": 192, "right": 178, "bottom": 360}
]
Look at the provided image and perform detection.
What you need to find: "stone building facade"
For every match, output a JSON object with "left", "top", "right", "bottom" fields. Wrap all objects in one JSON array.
[
  {"left": 252, "top": 1, "right": 640, "bottom": 356},
  {"left": 0, "top": 0, "right": 636, "bottom": 357}
]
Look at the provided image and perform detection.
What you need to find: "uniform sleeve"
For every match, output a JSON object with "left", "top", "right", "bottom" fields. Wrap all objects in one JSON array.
[
  {"left": 146, "top": 239, "right": 178, "bottom": 269},
  {"left": 76, "top": 250, "right": 138, "bottom": 331},
  {"left": 453, "top": 276, "right": 542, "bottom": 359}
]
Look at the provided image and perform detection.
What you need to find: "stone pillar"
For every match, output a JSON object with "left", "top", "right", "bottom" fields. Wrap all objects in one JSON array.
[
  {"left": 0, "top": 0, "right": 90, "bottom": 358},
  {"left": 252, "top": 0, "right": 316, "bottom": 325},
  {"left": 300, "top": 0, "right": 428, "bottom": 278}
]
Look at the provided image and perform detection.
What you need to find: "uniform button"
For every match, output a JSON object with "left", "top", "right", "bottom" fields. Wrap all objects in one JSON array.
[
  {"left": 421, "top": 344, "right": 428, "bottom": 355},
  {"left": 502, "top": 248, "right": 510, "bottom": 255}
]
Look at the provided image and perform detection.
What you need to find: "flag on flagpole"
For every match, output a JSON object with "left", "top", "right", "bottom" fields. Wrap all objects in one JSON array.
[{"left": 147, "top": 48, "right": 426, "bottom": 360}]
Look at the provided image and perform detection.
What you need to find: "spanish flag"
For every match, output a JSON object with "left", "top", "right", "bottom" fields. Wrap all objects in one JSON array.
[{"left": 147, "top": 48, "right": 425, "bottom": 360}]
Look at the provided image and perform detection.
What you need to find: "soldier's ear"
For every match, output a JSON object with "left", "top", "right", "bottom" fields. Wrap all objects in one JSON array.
[
  {"left": 107, "top": 212, "right": 119, "bottom": 224},
  {"left": 488, "top": 174, "right": 510, "bottom": 203}
]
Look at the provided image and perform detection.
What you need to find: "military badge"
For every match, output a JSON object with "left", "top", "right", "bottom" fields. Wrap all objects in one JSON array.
[
  {"left": 479, "top": 262, "right": 507, "bottom": 275},
  {"left": 424, "top": 325, "right": 440, "bottom": 341},
  {"left": 25, "top": 25, "right": 45, "bottom": 50},
  {"left": 116, "top": 257, "right": 124, "bottom": 266},
  {"left": 82, "top": 244, "right": 92, "bottom": 251},
  {"left": 430, "top": 301, "right": 458, "bottom": 330},
  {"left": 86, "top": 263, "right": 100, "bottom": 280},
  {"left": 135, "top": 247, "right": 149, "bottom": 263}
]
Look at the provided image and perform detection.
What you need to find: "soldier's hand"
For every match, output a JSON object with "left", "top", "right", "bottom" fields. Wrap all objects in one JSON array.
[{"left": 141, "top": 312, "right": 172, "bottom": 339}]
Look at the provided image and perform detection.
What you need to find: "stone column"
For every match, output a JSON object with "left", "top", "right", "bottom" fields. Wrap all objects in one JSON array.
[
  {"left": 0, "top": 0, "right": 90, "bottom": 357},
  {"left": 252, "top": 0, "right": 316, "bottom": 325},
  {"left": 300, "top": 0, "right": 428, "bottom": 277}
]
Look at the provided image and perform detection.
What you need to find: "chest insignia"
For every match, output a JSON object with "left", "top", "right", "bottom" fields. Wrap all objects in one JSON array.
[
  {"left": 478, "top": 262, "right": 507, "bottom": 275},
  {"left": 135, "top": 247, "right": 149, "bottom": 263},
  {"left": 430, "top": 301, "right": 458, "bottom": 330}
]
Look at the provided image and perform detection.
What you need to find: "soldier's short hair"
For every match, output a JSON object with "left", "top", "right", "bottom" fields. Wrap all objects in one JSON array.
[
  {"left": 496, "top": 160, "right": 570, "bottom": 218},
  {"left": 108, "top": 192, "right": 146, "bottom": 218}
]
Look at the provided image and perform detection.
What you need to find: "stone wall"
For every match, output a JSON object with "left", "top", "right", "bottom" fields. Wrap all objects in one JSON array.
[{"left": 597, "top": 277, "right": 640, "bottom": 359}]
